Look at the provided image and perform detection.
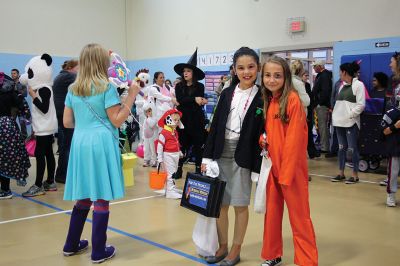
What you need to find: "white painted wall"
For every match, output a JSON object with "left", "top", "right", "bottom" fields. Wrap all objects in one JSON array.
[
  {"left": 0, "top": 0, "right": 127, "bottom": 57},
  {"left": 127, "top": 0, "right": 400, "bottom": 60},
  {"left": 1, "top": 0, "right": 399, "bottom": 61}
]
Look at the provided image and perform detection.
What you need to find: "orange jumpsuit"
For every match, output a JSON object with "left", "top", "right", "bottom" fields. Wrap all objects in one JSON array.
[{"left": 261, "top": 91, "right": 318, "bottom": 266}]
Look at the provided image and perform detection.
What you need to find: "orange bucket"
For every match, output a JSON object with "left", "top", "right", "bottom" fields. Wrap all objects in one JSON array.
[{"left": 149, "top": 168, "right": 167, "bottom": 190}]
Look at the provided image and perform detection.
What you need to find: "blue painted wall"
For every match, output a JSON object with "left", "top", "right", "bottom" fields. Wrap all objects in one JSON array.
[
  {"left": 333, "top": 36, "right": 400, "bottom": 83},
  {"left": 0, "top": 52, "right": 73, "bottom": 79},
  {"left": 3, "top": 39, "right": 400, "bottom": 91}
]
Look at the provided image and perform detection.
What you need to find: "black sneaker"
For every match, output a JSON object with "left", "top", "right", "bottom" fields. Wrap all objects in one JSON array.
[
  {"left": 345, "top": 177, "right": 359, "bottom": 184},
  {"left": 0, "top": 190, "right": 12, "bottom": 200},
  {"left": 173, "top": 167, "right": 182, "bottom": 179},
  {"left": 261, "top": 257, "right": 282, "bottom": 266},
  {"left": 43, "top": 181, "right": 57, "bottom": 191},
  {"left": 331, "top": 175, "right": 346, "bottom": 182}
]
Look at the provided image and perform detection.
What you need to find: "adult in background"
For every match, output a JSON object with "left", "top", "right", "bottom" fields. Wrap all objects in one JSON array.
[
  {"left": 10, "top": 69, "right": 28, "bottom": 138},
  {"left": 215, "top": 75, "right": 228, "bottom": 97},
  {"left": 325, "top": 79, "right": 342, "bottom": 158},
  {"left": 165, "top": 79, "right": 172, "bottom": 87},
  {"left": 290, "top": 60, "right": 310, "bottom": 113},
  {"left": 147, "top": 71, "right": 178, "bottom": 122},
  {"left": 312, "top": 60, "right": 332, "bottom": 153},
  {"left": 21, "top": 54, "right": 58, "bottom": 197},
  {"left": 174, "top": 48, "right": 208, "bottom": 177},
  {"left": 0, "top": 72, "right": 31, "bottom": 199},
  {"left": 302, "top": 71, "right": 320, "bottom": 159},
  {"left": 173, "top": 77, "right": 182, "bottom": 87},
  {"left": 53, "top": 59, "right": 78, "bottom": 184},
  {"left": 331, "top": 61, "right": 365, "bottom": 184},
  {"left": 370, "top": 72, "right": 389, "bottom": 111},
  {"left": 223, "top": 64, "right": 234, "bottom": 90}
]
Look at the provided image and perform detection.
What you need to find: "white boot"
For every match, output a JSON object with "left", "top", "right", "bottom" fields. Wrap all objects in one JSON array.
[
  {"left": 166, "top": 178, "right": 182, "bottom": 199},
  {"left": 387, "top": 193, "right": 396, "bottom": 207}
]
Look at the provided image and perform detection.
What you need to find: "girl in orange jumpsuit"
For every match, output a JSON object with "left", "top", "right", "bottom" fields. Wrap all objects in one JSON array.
[{"left": 260, "top": 56, "right": 318, "bottom": 266}]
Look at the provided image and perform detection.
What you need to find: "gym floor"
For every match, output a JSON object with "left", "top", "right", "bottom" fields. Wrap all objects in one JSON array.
[{"left": 1, "top": 156, "right": 399, "bottom": 266}]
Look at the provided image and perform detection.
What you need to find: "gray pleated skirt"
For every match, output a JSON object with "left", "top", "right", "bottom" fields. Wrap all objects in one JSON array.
[{"left": 217, "top": 139, "right": 252, "bottom": 206}]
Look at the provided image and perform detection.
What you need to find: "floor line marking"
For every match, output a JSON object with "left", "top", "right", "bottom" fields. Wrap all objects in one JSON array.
[
  {"left": 0, "top": 194, "right": 162, "bottom": 225},
  {"left": 0, "top": 193, "right": 210, "bottom": 265},
  {"left": 309, "top": 173, "right": 382, "bottom": 185}
]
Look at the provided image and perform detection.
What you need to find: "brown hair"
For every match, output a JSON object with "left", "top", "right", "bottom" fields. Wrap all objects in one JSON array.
[
  {"left": 62, "top": 59, "right": 78, "bottom": 71},
  {"left": 261, "top": 56, "right": 294, "bottom": 124},
  {"left": 392, "top": 52, "right": 400, "bottom": 78}
]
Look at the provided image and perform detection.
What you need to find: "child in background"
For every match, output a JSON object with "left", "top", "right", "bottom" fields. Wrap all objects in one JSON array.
[
  {"left": 142, "top": 102, "right": 157, "bottom": 167},
  {"left": 381, "top": 104, "right": 400, "bottom": 207},
  {"left": 381, "top": 51, "right": 400, "bottom": 207},
  {"left": 260, "top": 56, "right": 318, "bottom": 266},
  {"left": 201, "top": 47, "right": 264, "bottom": 266},
  {"left": 157, "top": 109, "right": 183, "bottom": 199}
]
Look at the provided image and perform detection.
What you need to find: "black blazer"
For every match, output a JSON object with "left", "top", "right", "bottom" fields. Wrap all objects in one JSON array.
[{"left": 203, "top": 85, "right": 264, "bottom": 173}]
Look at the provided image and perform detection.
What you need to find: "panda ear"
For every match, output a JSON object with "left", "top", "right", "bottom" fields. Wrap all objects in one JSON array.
[{"left": 41, "top": 53, "right": 52, "bottom": 66}]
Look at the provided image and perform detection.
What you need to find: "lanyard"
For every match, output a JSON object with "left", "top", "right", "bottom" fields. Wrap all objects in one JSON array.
[
  {"left": 231, "top": 85, "right": 254, "bottom": 117},
  {"left": 226, "top": 86, "right": 254, "bottom": 135}
]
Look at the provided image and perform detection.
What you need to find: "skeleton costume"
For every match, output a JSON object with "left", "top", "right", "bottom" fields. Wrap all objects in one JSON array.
[{"left": 156, "top": 109, "right": 184, "bottom": 199}]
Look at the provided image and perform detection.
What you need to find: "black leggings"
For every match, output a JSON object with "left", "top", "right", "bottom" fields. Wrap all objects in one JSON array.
[
  {"left": 178, "top": 131, "right": 204, "bottom": 169},
  {"left": 35, "top": 135, "right": 56, "bottom": 186},
  {"left": 0, "top": 175, "right": 10, "bottom": 191}
]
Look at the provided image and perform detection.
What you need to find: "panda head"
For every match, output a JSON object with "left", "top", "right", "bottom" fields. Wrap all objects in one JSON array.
[{"left": 20, "top": 53, "right": 53, "bottom": 90}]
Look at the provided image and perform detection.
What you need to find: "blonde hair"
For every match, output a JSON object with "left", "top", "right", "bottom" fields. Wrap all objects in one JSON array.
[
  {"left": 71, "top": 43, "right": 109, "bottom": 96},
  {"left": 261, "top": 56, "right": 295, "bottom": 124},
  {"left": 290, "top": 59, "right": 304, "bottom": 77}
]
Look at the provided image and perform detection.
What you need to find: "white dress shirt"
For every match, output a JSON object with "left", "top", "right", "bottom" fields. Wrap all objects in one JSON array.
[{"left": 225, "top": 84, "right": 259, "bottom": 140}]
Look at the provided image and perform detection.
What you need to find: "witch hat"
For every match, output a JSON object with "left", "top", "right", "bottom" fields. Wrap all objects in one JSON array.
[{"left": 174, "top": 48, "right": 205, "bottom": 80}]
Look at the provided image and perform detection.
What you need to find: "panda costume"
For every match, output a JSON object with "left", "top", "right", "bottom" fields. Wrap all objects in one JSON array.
[
  {"left": 20, "top": 54, "right": 58, "bottom": 196},
  {"left": 156, "top": 109, "right": 184, "bottom": 199}
]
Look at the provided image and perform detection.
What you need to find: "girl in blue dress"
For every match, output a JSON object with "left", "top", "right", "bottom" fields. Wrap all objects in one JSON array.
[{"left": 62, "top": 43, "right": 139, "bottom": 263}]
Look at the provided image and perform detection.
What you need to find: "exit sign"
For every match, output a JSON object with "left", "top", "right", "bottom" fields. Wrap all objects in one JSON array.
[
  {"left": 375, "top": 42, "right": 390, "bottom": 48},
  {"left": 290, "top": 20, "right": 305, "bottom": 33}
]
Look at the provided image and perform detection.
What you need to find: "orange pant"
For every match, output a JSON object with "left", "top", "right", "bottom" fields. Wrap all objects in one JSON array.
[{"left": 261, "top": 173, "right": 318, "bottom": 266}]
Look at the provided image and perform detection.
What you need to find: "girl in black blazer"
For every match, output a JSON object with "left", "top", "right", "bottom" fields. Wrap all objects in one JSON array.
[{"left": 201, "top": 47, "right": 264, "bottom": 266}]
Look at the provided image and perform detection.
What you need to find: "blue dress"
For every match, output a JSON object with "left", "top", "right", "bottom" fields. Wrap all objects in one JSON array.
[{"left": 64, "top": 84, "right": 124, "bottom": 201}]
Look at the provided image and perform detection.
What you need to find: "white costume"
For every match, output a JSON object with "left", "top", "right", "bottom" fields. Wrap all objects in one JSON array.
[
  {"left": 135, "top": 86, "right": 149, "bottom": 143},
  {"left": 142, "top": 100, "right": 157, "bottom": 166},
  {"left": 148, "top": 84, "right": 174, "bottom": 124}
]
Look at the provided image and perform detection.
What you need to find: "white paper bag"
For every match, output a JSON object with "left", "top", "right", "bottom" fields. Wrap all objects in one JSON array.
[
  {"left": 192, "top": 215, "right": 218, "bottom": 257},
  {"left": 254, "top": 156, "right": 272, "bottom": 214},
  {"left": 192, "top": 160, "right": 219, "bottom": 257}
]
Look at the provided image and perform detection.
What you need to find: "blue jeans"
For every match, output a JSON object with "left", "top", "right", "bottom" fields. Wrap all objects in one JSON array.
[{"left": 336, "top": 125, "right": 359, "bottom": 172}]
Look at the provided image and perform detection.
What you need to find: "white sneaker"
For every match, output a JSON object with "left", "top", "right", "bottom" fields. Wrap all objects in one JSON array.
[
  {"left": 386, "top": 193, "right": 396, "bottom": 207},
  {"left": 166, "top": 189, "right": 182, "bottom": 199}
]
